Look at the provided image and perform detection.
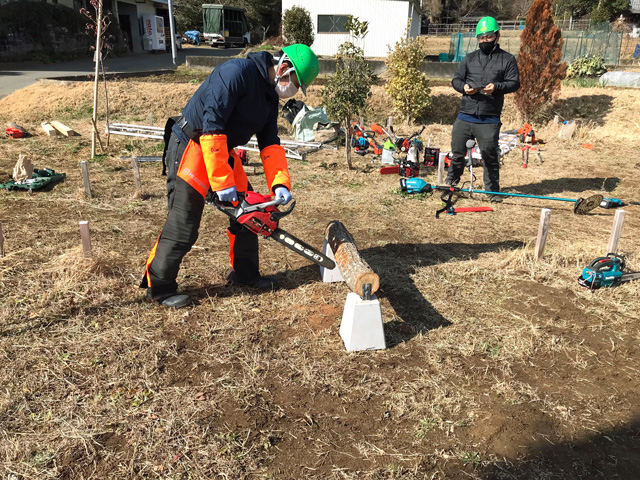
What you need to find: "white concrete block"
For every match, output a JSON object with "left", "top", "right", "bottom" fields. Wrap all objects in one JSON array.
[
  {"left": 320, "top": 240, "right": 344, "bottom": 283},
  {"left": 340, "top": 293, "right": 386, "bottom": 352}
]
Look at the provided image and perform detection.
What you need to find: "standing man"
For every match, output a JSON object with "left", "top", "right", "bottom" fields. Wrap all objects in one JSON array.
[
  {"left": 447, "top": 17, "right": 520, "bottom": 201},
  {"left": 141, "top": 44, "right": 320, "bottom": 308}
]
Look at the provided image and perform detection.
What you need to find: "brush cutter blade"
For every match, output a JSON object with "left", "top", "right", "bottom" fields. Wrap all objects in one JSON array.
[{"left": 574, "top": 194, "right": 604, "bottom": 214}]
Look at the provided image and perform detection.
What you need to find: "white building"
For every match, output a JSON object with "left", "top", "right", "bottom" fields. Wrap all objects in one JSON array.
[{"left": 281, "top": 0, "right": 423, "bottom": 58}]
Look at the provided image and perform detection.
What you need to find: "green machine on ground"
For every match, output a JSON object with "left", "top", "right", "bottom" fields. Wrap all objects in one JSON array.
[{"left": 0, "top": 168, "right": 66, "bottom": 192}]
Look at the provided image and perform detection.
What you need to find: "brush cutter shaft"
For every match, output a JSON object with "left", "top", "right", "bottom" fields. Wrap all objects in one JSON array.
[{"left": 460, "top": 189, "right": 578, "bottom": 203}]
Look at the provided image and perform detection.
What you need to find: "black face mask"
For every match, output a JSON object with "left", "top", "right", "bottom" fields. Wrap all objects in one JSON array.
[{"left": 479, "top": 40, "right": 496, "bottom": 55}]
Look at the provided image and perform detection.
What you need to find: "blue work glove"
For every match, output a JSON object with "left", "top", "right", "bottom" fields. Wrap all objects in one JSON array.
[
  {"left": 216, "top": 186, "right": 238, "bottom": 203},
  {"left": 274, "top": 186, "right": 292, "bottom": 205}
]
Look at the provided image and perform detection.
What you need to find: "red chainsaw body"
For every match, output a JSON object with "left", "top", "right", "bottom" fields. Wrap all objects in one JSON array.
[
  {"left": 235, "top": 191, "right": 279, "bottom": 237},
  {"left": 5, "top": 127, "right": 23, "bottom": 139}
]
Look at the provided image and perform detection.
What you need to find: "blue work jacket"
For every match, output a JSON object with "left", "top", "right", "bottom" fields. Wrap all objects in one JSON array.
[{"left": 181, "top": 51, "right": 280, "bottom": 151}]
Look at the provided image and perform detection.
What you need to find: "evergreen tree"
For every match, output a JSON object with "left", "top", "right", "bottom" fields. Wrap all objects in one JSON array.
[{"left": 515, "top": 0, "right": 567, "bottom": 121}]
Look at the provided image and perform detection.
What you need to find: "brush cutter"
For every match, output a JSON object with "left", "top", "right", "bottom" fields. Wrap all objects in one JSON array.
[
  {"left": 399, "top": 178, "right": 605, "bottom": 217},
  {"left": 578, "top": 253, "right": 640, "bottom": 289},
  {"left": 213, "top": 192, "right": 336, "bottom": 269}
]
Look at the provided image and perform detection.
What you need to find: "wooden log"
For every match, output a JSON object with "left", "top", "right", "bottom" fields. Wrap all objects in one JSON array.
[
  {"left": 80, "top": 161, "right": 92, "bottom": 198},
  {"left": 534, "top": 208, "right": 551, "bottom": 259},
  {"left": 51, "top": 120, "right": 77, "bottom": 137},
  {"left": 41, "top": 122, "right": 58, "bottom": 136},
  {"left": 79, "top": 221, "right": 92, "bottom": 257},
  {"left": 325, "top": 221, "right": 379, "bottom": 297},
  {"left": 607, "top": 209, "right": 626, "bottom": 254}
]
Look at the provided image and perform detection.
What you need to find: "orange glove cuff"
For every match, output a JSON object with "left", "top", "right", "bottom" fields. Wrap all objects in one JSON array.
[
  {"left": 260, "top": 144, "right": 291, "bottom": 194},
  {"left": 200, "top": 134, "right": 235, "bottom": 192}
]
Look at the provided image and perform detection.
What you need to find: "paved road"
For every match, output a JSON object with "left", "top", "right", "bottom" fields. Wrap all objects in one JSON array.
[{"left": 0, "top": 46, "right": 242, "bottom": 99}]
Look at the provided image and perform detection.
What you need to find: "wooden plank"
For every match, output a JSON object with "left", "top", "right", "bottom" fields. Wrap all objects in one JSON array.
[
  {"left": 534, "top": 208, "right": 551, "bottom": 259},
  {"left": 50, "top": 120, "right": 76, "bottom": 137},
  {"left": 41, "top": 122, "right": 58, "bottom": 136},
  {"left": 0, "top": 222, "right": 5, "bottom": 257},
  {"left": 325, "top": 221, "right": 379, "bottom": 298},
  {"left": 80, "top": 161, "right": 92, "bottom": 198},
  {"left": 79, "top": 221, "right": 92, "bottom": 257},
  {"left": 131, "top": 157, "right": 141, "bottom": 190},
  {"left": 607, "top": 209, "right": 626, "bottom": 254}
]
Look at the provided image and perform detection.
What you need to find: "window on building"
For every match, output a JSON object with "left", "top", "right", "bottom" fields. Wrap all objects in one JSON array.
[{"left": 317, "top": 15, "right": 349, "bottom": 33}]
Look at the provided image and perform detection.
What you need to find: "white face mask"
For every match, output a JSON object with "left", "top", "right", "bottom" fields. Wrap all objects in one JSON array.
[{"left": 275, "top": 76, "right": 299, "bottom": 99}]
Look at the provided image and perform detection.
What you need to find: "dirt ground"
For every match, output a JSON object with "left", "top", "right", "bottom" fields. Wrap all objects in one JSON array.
[{"left": 1, "top": 72, "right": 640, "bottom": 480}]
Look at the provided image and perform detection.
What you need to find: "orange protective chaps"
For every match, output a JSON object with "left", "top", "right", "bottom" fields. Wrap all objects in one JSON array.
[{"left": 140, "top": 139, "right": 257, "bottom": 296}]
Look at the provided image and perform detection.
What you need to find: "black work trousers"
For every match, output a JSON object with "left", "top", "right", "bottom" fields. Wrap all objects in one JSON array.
[
  {"left": 140, "top": 140, "right": 259, "bottom": 297},
  {"left": 447, "top": 119, "right": 501, "bottom": 192}
]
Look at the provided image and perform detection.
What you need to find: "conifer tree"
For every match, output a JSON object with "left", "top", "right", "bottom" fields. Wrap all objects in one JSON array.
[{"left": 514, "top": 0, "right": 567, "bottom": 121}]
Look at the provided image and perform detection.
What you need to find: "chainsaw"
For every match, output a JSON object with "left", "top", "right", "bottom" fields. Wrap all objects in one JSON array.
[
  {"left": 578, "top": 253, "right": 640, "bottom": 289},
  {"left": 213, "top": 191, "right": 336, "bottom": 269}
]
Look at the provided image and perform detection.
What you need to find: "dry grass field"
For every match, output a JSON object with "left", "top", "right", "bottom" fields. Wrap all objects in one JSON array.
[{"left": 1, "top": 71, "right": 640, "bottom": 479}]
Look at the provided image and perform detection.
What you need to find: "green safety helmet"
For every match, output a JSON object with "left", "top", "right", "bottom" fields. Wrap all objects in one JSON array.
[
  {"left": 281, "top": 44, "right": 319, "bottom": 95},
  {"left": 476, "top": 16, "right": 500, "bottom": 38}
]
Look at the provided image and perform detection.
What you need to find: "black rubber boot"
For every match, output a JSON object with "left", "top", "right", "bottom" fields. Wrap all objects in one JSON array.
[
  {"left": 226, "top": 269, "right": 278, "bottom": 290},
  {"left": 146, "top": 289, "right": 191, "bottom": 308}
]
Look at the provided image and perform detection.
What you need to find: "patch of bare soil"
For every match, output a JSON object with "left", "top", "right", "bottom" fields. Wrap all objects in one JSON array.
[{"left": 1, "top": 76, "right": 640, "bottom": 479}]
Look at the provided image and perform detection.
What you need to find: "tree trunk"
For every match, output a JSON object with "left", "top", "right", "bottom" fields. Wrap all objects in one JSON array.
[
  {"left": 325, "top": 220, "right": 379, "bottom": 297},
  {"left": 344, "top": 117, "right": 353, "bottom": 169}
]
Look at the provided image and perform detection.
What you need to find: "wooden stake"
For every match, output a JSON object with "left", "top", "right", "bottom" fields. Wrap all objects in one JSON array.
[
  {"left": 325, "top": 221, "right": 379, "bottom": 298},
  {"left": 534, "top": 208, "right": 551, "bottom": 259},
  {"left": 131, "top": 157, "right": 141, "bottom": 190},
  {"left": 0, "top": 222, "right": 5, "bottom": 257},
  {"left": 79, "top": 221, "right": 92, "bottom": 257},
  {"left": 437, "top": 152, "right": 445, "bottom": 185},
  {"left": 607, "top": 209, "right": 626, "bottom": 254},
  {"left": 148, "top": 113, "right": 153, "bottom": 126},
  {"left": 80, "top": 161, "right": 92, "bottom": 198},
  {"left": 387, "top": 116, "right": 393, "bottom": 129}
]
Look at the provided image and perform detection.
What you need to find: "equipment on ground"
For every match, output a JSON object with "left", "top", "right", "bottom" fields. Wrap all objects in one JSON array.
[
  {"left": 399, "top": 177, "right": 605, "bottom": 217},
  {"left": 372, "top": 124, "right": 425, "bottom": 177},
  {"left": 423, "top": 147, "right": 441, "bottom": 168},
  {"left": 5, "top": 123, "right": 28, "bottom": 139},
  {"left": 105, "top": 123, "right": 332, "bottom": 160},
  {"left": 578, "top": 253, "right": 640, "bottom": 289},
  {"left": 213, "top": 191, "right": 336, "bottom": 269},
  {"left": 600, "top": 197, "right": 625, "bottom": 209},
  {"left": 0, "top": 168, "right": 66, "bottom": 192}
]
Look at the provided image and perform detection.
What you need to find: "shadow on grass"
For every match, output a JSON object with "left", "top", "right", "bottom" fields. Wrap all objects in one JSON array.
[
  {"left": 482, "top": 417, "right": 640, "bottom": 479},
  {"left": 552, "top": 94, "right": 614, "bottom": 127},
  {"left": 189, "top": 240, "right": 523, "bottom": 347},
  {"left": 362, "top": 240, "right": 524, "bottom": 347},
  {"left": 504, "top": 177, "right": 619, "bottom": 196}
]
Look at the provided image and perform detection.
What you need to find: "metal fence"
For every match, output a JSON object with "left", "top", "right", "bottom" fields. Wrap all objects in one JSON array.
[
  {"left": 446, "top": 30, "right": 623, "bottom": 65},
  {"left": 423, "top": 19, "right": 595, "bottom": 37}
]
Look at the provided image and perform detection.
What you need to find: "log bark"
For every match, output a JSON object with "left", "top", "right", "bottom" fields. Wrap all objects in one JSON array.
[{"left": 325, "top": 221, "right": 379, "bottom": 297}]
